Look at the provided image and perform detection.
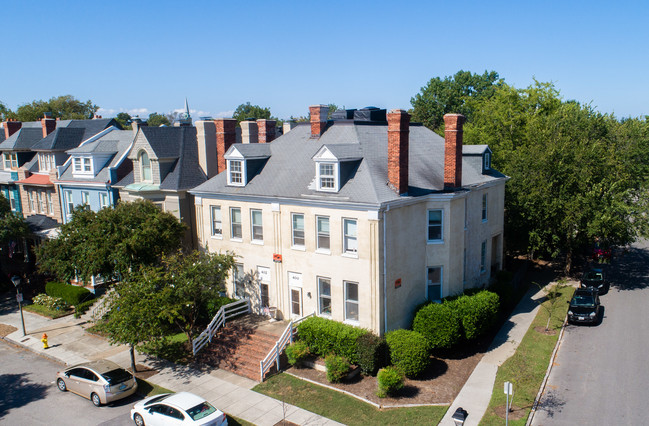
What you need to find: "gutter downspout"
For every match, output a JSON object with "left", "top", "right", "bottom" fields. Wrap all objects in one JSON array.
[{"left": 383, "top": 205, "right": 390, "bottom": 335}]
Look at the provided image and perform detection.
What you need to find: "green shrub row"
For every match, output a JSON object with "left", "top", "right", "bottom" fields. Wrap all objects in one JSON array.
[
  {"left": 297, "top": 316, "right": 367, "bottom": 364},
  {"left": 45, "top": 281, "right": 94, "bottom": 305},
  {"left": 413, "top": 290, "right": 500, "bottom": 349},
  {"left": 385, "top": 329, "right": 430, "bottom": 378},
  {"left": 73, "top": 299, "right": 97, "bottom": 319}
]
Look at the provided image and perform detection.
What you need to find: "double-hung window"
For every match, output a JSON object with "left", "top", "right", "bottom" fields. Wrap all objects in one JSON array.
[
  {"left": 140, "top": 151, "right": 152, "bottom": 182},
  {"left": 46, "top": 192, "right": 53, "bottom": 214},
  {"left": 8, "top": 192, "right": 16, "bottom": 211},
  {"left": 291, "top": 213, "right": 305, "bottom": 248},
  {"left": 427, "top": 209, "right": 443, "bottom": 242},
  {"left": 83, "top": 158, "right": 91, "bottom": 173},
  {"left": 316, "top": 216, "right": 330, "bottom": 251},
  {"left": 37, "top": 192, "right": 45, "bottom": 213},
  {"left": 343, "top": 218, "right": 357, "bottom": 255},
  {"left": 64, "top": 191, "right": 73, "bottom": 217},
  {"left": 480, "top": 240, "right": 487, "bottom": 273},
  {"left": 229, "top": 160, "right": 243, "bottom": 185},
  {"left": 230, "top": 207, "right": 242, "bottom": 240},
  {"left": 73, "top": 158, "right": 82, "bottom": 172},
  {"left": 318, "top": 162, "right": 336, "bottom": 191},
  {"left": 4, "top": 153, "right": 17, "bottom": 169},
  {"left": 28, "top": 192, "right": 35, "bottom": 212},
  {"left": 81, "top": 191, "right": 90, "bottom": 206},
  {"left": 99, "top": 193, "right": 109, "bottom": 209},
  {"left": 344, "top": 281, "right": 359, "bottom": 322},
  {"left": 210, "top": 206, "right": 222, "bottom": 237},
  {"left": 482, "top": 193, "right": 488, "bottom": 222},
  {"left": 318, "top": 277, "right": 332, "bottom": 316},
  {"left": 233, "top": 263, "right": 244, "bottom": 298},
  {"left": 251, "top": 209, "right": 263, "bottom": 242},
  {"left": 427, "top": 267, "right": 442, "bottom": 301}
]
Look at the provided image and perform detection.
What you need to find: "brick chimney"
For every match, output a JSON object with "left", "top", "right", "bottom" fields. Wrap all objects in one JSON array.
[
  {"left": 257, "top": 119, "right": 276, "bottom": 144},
  {"left": 3, "top": 119, "right": 22, "bottom": 139},
  {"left": 41, "top": 112, "right": 56, "bottom": 138},
  {"left": 215, "top": 118, "right": 237, "bottom": 173},
  {"left": 387, "top": 109, "right": 410, "bottom": 195},
  {"left": 196, "top": 120, "right": 218, "bottom": 179},
  {"left": 443, "top": 113, "right": 466, "bottom": 190},
  {"left": 309, "top": 105, "right": 329, "bottom": 138},
  {"left": 240, "top": 120, "right": 258, "bottom": 144}
]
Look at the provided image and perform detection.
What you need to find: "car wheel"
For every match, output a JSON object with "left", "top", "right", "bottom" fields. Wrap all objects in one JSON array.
[
  {"left": 133, "top": 413, "right": 145, "bottom": 426},
  {"left": 91, "top": 392, "right": 102, "bottom": 407},
  {"left": 56, "top": 378, "right": 67, "bottom": 392}
]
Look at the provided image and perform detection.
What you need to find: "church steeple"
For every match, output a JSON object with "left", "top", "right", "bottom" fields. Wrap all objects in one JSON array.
[{"left": 178, "top": 98, "right": 192, "bottom": 126}]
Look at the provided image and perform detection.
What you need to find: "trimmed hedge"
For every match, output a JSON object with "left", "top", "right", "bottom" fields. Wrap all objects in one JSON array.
[
  {"left": 325, "top": 354, "right": 350, "bottom": 383},
  {"left": 412, "top": 302, "right": 462, "bottom": 349},
  {"left": 45, "top": 281, "right": 94, "bottom": 305},
  {"left": 285, "top": 341, "right": 311, "bottom": 366},
  {"left": 385, "top": 329, "right": 430, "bottom": 378},
  {"left": 356, "top": 333, "right": 389, "bottom": 376},
  {"left": 377, "top": 366, "right": 405, "bottom": 397},
  {"left": 455, "top": 291, "right": 500, "bottom": 340},
  {"left": 297, "top": 316, "right": 367, "bottom": 364}
]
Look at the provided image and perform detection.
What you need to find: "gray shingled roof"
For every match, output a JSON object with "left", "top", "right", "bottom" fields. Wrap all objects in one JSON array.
[
  {"left": 226, "top": 143, "right": 271, "bottom": 159},
  {"left": 191, "top": 121, "right": 505, "bottom": 205},
  {"left": 0, "top": 128, "right": 45, "bottom": 151},
  {"left": 32, "top": 118, "right": 116, "bottom": 151},
  {"left": 140, "top": 127, "right": 187, "bottom": 159},
  {"left": 463, "top": 144, "right": 490, "bottom": 155}
]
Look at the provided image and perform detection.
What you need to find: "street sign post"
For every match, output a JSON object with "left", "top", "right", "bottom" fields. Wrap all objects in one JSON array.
[{"left": 504, "top": 381, "right": 513, "bottom": 426}]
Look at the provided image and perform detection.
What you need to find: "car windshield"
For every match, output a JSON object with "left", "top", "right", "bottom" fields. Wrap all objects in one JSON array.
[
  {"left": 144, "top": 394, "right": 172, "bottom": 407},
  {"left": 186, "top": 401, "right": 217, "bottom": 420},
  {"left": 571, "top": 295, "right": 595, "bottom": 307},
  {"left": 584, "top": 272, "right": 603, "bottom": 281},
  {"left": 101, "top": 368, "right": 133, "bottom": 385}
]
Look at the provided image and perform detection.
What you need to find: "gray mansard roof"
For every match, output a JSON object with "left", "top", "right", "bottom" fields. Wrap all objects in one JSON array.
[
  {"left": 191, "top": 120, "right": 505, "bottom": 206},
  {"left": 32, "top": 118, "right": 117, "bottom": 151}
]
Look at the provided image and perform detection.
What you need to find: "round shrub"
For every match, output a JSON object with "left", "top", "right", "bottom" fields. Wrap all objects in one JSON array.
[
  {"left": 385, "top": 329, "right": 430, "bottom": 378},
  {"left": 377, "top": 366, "right": 405, "bottom": 397},
  {"left": 297, "top": 316, "right": 367, "bottom": 364},
  {"left": 455, "top": 291, "right": 500, "bottom": 341},
  {"left": 325, "top": 354, "right": 350, "bottom": 383},
  {"left": 356, "top": 333, "right": 389, "bottom": 376},
  {"left": 45, "top": 281, "right": 94, "bottom": 305},
  {"left": 412, "top": 302, "right": 462, "bottom": 349},
  {"left": 285, "top": 341, "right": 311, "bottom": 366}
]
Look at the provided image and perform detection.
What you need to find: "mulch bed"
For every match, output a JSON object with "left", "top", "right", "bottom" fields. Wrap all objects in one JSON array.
[{"left": 0, "top": 323, "right": 18, "bottom": 338}]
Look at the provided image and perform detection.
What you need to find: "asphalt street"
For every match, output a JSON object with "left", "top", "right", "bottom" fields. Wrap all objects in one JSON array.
[
  {"left": 0, "top": 339, "right": 136, "bottom": 425},
  {"left": 531, "top": 240, "right": 649, "bottom": 425}
]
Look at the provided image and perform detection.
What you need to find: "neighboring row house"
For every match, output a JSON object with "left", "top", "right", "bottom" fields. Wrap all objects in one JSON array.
[{"left": 190, "top": 106, "right": 508, "bottom": 334}]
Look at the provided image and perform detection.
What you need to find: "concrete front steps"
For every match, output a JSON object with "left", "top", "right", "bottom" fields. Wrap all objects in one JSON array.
[{"left": 200, "top": 316, "right": 287, "bottom": 382}]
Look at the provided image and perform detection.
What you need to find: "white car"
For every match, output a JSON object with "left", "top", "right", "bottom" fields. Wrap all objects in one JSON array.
[{"left": 131, "top": 392, "right": 228, "bottom": 426}]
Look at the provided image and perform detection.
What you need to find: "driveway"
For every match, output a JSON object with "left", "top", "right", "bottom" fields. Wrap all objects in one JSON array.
[{"left": 531, "top": 240, "right": 649, "bottom": 425}]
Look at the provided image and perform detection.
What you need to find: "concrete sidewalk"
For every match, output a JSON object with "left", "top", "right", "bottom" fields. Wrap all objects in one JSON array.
[
  {"left": 439, "top": 286, "right": 546, "bottom": 426},
  {"left": 0, "top": 295, "right": 342, "bottom": 426}
]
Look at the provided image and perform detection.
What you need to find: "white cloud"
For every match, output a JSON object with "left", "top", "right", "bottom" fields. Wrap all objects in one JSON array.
[{"left": 215, "top": 110, "right": 234, "bottom": 118}]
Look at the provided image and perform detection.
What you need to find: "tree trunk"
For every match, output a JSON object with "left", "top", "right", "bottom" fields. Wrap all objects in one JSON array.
[{"left": 130, "top": 344, "right": 137, "bottom": 373}]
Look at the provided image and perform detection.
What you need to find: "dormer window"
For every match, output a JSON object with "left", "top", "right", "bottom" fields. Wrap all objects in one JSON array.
[
  {"left": 3, "top": 153, "right": 17, "bottom": 170},
  {"left": 484, "top": 152, "right": 491, "bottom": 171},
  {"left": 72, "top": 156, "right": 93, "bottom": 175},
  {"left": 38, "top": 153, "right": 56, "bottom": 172},
  {"left": 312, "top": 144, "right": 361, "bottom": 193},
  {"left": 228, "top": 160, "right": 244, "bottom": 186},
  {"left": 139, "top": 151, "right": 152, "bottom": 182},
  {"left": 317, "top": 162, "right": 338, "bottom": 191}
]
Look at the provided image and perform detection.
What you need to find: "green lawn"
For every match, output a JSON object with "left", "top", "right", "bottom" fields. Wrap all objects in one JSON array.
[
  {"left": 479, "top": 284, "right": 574, "bottom": 425},
  {"left": 253, "top": 373, "right": 447, "bottom": 425},
  {"left": 23, "top": 304, "right": 72, "bottom": 319},
  {"left": 135, "top": 378, "right": 171, "bottom": 396}
]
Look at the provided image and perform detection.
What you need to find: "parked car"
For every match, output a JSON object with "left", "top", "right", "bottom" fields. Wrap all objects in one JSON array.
[
  {"left": 56, "top": 359, "right": 137, "bottom": 406},
  {"left": 131, "top": 392, "right": 228, "bottom": 426},
  {"left": 581, "top": 267, "right": 608, "bottom": 294},
  {"left": 567, "top": 287, "right": 601, "bottom": 325}
]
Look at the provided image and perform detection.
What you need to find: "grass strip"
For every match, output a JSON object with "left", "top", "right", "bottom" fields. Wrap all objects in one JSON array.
[
  {"left": 253, "top": 373, "right": 446, "bottom": 425},
  {"left": 479, "top": 284, "right": 574, "bottom": 425},
  {"left": 23, "top": 304, "right": 72, "bottom": 319}
]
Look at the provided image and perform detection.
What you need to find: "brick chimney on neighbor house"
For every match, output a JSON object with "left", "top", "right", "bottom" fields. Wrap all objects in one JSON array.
[
  {"left": 387, "top": 109, "right": 410, "bottom": 195},
  {"left": 310, "top": 105, "right": 329, "bottom": 138},
  {"left": 196, "top": 119, "right": 218, "bottom": 179},
  {"left": 3, "top": 119, "right": 22, "bottom": 139},
  {"left": 443, "top": 113, "right": 466, "bottom": 190},
  {"left": 41, "top": 112, "right": 56, "bottom": 138},
  {"left": 257, "top": 119, "right": 276, "bottom": 143},
  {"left": 215, "top": 118, "right": 237, "bottom": 173}
]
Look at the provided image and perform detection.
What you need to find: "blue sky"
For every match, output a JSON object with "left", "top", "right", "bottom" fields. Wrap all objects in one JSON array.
[{"left": 3, "top": 0, "right": 647, "bottom": 120}]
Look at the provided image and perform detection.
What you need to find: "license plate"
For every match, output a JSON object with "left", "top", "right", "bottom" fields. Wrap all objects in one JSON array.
[
  {"left": 578, "top": 316, "right": 585, "bottom": 321},
  {"left": 119, "top": 384, "right": 126, "bottom": 390}
]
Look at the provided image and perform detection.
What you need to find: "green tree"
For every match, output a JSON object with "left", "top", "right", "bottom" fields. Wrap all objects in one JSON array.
[
  {"left": 36, "top": 200, "right": 185, "bottom": 283},
  {"left": 114, "top": 112, "right": 132, "bottom": 129},
  {"left": 232, "top": 102, "right": 272, "bottom": 124},
  {"left": 8, "top": 95, "right": 98, "bottom": 121},
  {"left": 147, "top": 112, "right": 171, "bottom": 127},
  {"left": 0, "top": 101, "right": 10, "bottom": 121},
  {"left": 0, "top": 195, "right": 30, "bottom": 244},
  {"left": 410, "top": 70, "right": 502, "bottom": 132}
]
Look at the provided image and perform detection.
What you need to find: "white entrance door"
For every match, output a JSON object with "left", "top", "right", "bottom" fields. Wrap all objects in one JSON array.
[{"left": 287, "top": 272, "right": 303, "bottom": 318}]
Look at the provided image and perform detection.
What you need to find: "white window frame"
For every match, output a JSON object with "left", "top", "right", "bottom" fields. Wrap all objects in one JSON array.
[
  {"left": 37, "top": 191, "right": 45, "bottom": 213},
  {"left": 46, "top": 192, "right": 53, "bottom": 214},
  {"left": 482, "top": 193, "right": 488, "bottom": 222},
  {"left": 291, "top": 213, "right": 305, "bottom": 249},
  {"left": 230, "top": 207, "right": 242, "bottom": 240},
  {"left": 4, "top": 153, "right": 17, "bottom": 169},
  {"left": 28, "top": 192, "right": 35, "bottom": 212},
  {"left": 250, "top": 209, "right": 263, "bottom": 243},
  {"left": 426, "top": 266, "right": 443, "bottom": 302},
  {"left": 210, "top": 205, "right": 222, "bottom": 238},
  {"left": 290, "top": 287, "right": 302, "bottom": 317},
  {"left": 481, "top": 240, "right": 487, "bottom": 273},
  {"left": 318, "top": 277, "right": 332, "bottom": 316},
  {"left": 344, "top": 281, "right": 359, "bottom": 323},
  {"left": 427, "top": 209, "right": 443, "bottom": 243},
  {"left": 316, "top": 161, "right": 338, "bottom": 192},
  {"left": 99, "top": 193, "right": 109, "bottom": 209},
  {"left": 139, "top": 151, "right": 152, "bottom": 182},
  {"left": 8, "top": 191, "right": 16, "bottom": 211},
  {"left": 83, "top": 157, "right": 91, "bottom": 172},
  {"left": 227, "top": 159, "right": 245, "bottom": 186},
  {"left": 233, "top": 263, "right": 244, "bottom": 298},
  {"left": 343, "top": 218, "right": 358, "bottom": 256},
  {"left": 64, "top": 190, "right": 73, "bottom": 217},
  {"left": 316, "top": 215, "right": 330, "bottom": 253},
  {"left": 81, "top": 191, "right": 90, "bottom": 206},
  {"left": 73, "top": 157, "right": 82, "bottom": 172}
]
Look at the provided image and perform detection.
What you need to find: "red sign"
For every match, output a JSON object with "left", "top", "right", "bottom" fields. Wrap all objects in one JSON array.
[
  {"left": 273, "top": 253, "right": 282, "bottom": 263},
  {"left": 395, "top": 278, "right": 401, "bottom": 288}
]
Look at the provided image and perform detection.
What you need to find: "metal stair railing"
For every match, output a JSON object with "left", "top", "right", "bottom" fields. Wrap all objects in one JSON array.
[
  {"left": 259, "top": 312, "right": 315, "bottom": 381},
  {"left": 192, "top": 298, "right": 250, "bottom": 356}
]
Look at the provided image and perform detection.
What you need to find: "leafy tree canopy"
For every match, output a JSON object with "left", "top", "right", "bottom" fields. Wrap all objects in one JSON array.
[
  {"left": 36, "top": 200, "right": 185, "bottom": 283},
  {"left": 232, "top": 102, "right": 272, "bottom": 124},
  {"left": 114, "top": 112, "right": 132, "bottom": 129},
  {"left": 0, "top": 195, "right": 30, "bottom": 244},
  {"left": 6, "top": 95, "right": 99, "bottom": 121},
  {"left": 147, "top": 112, "right": 171, "bottom": 127},
  {"left": 410, "top": 70, "right": 502, "bottom": 131}
]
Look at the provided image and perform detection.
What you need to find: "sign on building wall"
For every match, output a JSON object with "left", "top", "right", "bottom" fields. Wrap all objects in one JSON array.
[
  {"left": 257, "top": 266, "right": 271, "bottom": 284},
  {"left": 288, "top": 272, "right": 302, "bottom": 287}
]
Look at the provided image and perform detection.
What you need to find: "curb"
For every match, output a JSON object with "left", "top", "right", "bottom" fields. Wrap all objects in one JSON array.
[
  {"left": 0, "top": 334, "right": 66, "bottom": 366},
  {"left": 525, "top": 316, "right": 568, "bottom": 426}
]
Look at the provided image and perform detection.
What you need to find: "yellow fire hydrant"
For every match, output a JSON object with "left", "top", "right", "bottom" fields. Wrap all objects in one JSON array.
[{"left": 41, "top": 333, "right": 49, "bottom": 349}]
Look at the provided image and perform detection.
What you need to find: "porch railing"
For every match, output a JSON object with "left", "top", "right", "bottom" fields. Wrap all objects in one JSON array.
[
  {"left": 192, "top": 298, "right": 250, "bottom": 356},
  {"left": 259, "top": 312, "right": 315, "bottom": 382}
]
